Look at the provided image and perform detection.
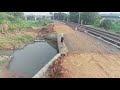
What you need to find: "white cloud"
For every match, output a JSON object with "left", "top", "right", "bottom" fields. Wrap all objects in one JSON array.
[
  {"left": 24, "top": 12, "right": 50, "bottom": 15},
  {"left": 24, "top": 12, "right": 69, "bottom": 15},
  {"left": 24, "top": 12, "right": 120, "bottom": 15},
  {"left": 100, "top": 12, "right": 120, "bottom": 14}
]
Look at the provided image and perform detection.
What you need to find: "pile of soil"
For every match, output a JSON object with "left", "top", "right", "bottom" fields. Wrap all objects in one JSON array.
[
  {"left": 48, "top": 51, "right": 120, "bottom": 78},
  {"left": 41, "top": 24, "right": 55, "bottom": 34}
]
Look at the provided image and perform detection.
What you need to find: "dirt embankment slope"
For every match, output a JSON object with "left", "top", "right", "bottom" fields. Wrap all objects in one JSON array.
[
  {"left": 0, "top": 24, "right": 55, "bottom": 50},
  {"left": 49, "top": 52, "right": 120, "bottom": 78}
]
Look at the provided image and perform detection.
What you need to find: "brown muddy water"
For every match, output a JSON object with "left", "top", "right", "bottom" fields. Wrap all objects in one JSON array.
[{"left": 0, "top": 40, "right": 58, "bottom": 78}]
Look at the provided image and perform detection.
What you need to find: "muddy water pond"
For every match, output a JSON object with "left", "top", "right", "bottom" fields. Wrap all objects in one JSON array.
[{"left": 0, "top": 40, "right": 58, "bottom": 78}]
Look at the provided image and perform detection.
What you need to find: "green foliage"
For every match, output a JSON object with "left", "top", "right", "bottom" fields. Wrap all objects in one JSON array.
[
  {"left": 26, "top": 15, "right": 35, "bottom": 20},
  {"left": 53, "top": 12, "right": 68, "bottom": 21},
  {"left": 0, "top": 33, "right": 33, "bottom": 45},
  {"left": 0, "top": 12, "right": 15, "bottom": 24},
  {"left": 0, "top": 60, "right": 5, "bottom": 66},
  {"left": 0, "top": 12, "right": 54, "bottom": 48},
  {"left": 80, "top": 12, "right": 100, "bottom": 25},
  {"left": 8, "top": 12, "right": 25, "bottom": 20},
  {"left": 10, "top": 33, "right": 33, "bottom": 44},
  {"left": 108, "top": 20, "right": 120, "bottom": 32},
  {"left": 69, "top": 12, "right": 79, "bottom": 23},
  {"left": 69, "top": 12, "right": 100, "bottom": 25},
  {"left": 0, "top": 12, "right": 53, "bottom": 33},
  {"left": 99, "top": 19, "right": 113, "bottom": 29}
]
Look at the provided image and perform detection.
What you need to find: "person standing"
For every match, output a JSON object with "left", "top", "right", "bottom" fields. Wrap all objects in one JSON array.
[
  {"left": 61, "top": 34, "right": 64, "bottom": 48},
  {"left": 75, "top": 25, "right": 79, "bottom": 31},
  {"left": 75, "top": 27, "right": 77, "bottom": 31}
]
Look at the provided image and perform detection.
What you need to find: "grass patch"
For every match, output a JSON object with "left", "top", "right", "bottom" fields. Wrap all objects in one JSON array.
[
  {"left": 92, "top": 21, "right": 120, "bottom": 33},
  {"left": 0, "top": 59, "right": 5, "bottom": 66},
  {"left": 0, "top": 13, "right": 54, "bottom": 48},
  {"left": 110, "top": 22, "right": 120, "bottom": 32},
  {"left": 7, "top": 19, "right": 53, "bottom": 32},
  {"left": 0, "top": 13, "right": 53, "bottom": 32},
  {"left": 0, "top": 33, "right": 33, "bottom": 46}
]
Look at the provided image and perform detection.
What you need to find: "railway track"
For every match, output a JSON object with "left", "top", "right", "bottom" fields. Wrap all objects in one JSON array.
[{"left": 63, "top": 21, "right": 120, "bottom": 49}]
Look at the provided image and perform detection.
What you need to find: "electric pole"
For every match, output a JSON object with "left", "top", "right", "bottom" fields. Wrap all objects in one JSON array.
[
  {"left": 78, "top": 12, "right": 80, "bottom": 24},
  {"left": 64, "top": 13, "right": 65, "bottom": 21},
  {"left": 67, "top": 15, "right": 68, "bottom": 23},
  {"left": 58, "top": 13, "right": 59, "bottom": 20},
  {"left": 53, "top": 13, "right": 54, "bottom": 20}
]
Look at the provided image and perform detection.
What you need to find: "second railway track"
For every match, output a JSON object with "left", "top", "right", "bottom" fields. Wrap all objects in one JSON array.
[{"left": 63, "top": 21, "right": 120, "bottom": 49}]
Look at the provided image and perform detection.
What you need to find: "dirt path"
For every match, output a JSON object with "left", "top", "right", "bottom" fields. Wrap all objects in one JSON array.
[{"left": 49, "top": 22, "right": 120, "bottom": 78}]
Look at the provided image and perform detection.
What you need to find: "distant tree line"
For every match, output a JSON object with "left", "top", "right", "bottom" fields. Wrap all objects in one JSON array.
[
  {"left": 51, "top": 12, "right": 113, "bottom": 29},
  {"left": 0, "top": 12, "right": 114, "bottom": 30},
  {"left": 50, "top": 12, "right": 68, "bottom": 21},
  {"left": 7, "top": 12, "right": 25, "bottom": 20},
  {"left": 26, "top": 15, "right": 48, "bottom": 20}
]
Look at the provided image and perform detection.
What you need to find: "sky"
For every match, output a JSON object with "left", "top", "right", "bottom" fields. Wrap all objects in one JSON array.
[
  {"left": 24, "top": 12, "right": 50, "bottom": 15},
  {"left": 100, "top": 12, "right": 120, "bottom": 14},
  {"left": 24, "top": 12, "right": 68, "bottom": 15},
  {"left": 24, "top": 12, "right": 120, "bottom": 15}
]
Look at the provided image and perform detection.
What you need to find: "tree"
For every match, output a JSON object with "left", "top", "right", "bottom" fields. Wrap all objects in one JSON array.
[
  {"left": 50, "top": 12, "right": 54, "bottom": 20},
  {"left": 69, "top": 12, "right": 79, "bottom": 23},
  {"left": 54, "top": 13, "right": 61, "bottom": 20},
  {"left": 53, "top": 12, "right": 68, "bottom": 21},
  {"left": 26, "top": 15, "right": 35, "bottom": 20},
  {"left": 69, "top": 12, "right": 100, "bottom": 25},
  {"left": 0, "top": 12, "right": 15, "bottom": 23},
  {"left": 80, "top": 12, "right": 100, "bottom": 25},
  {"left": 9, "top": 12, "right": 25, "bottom": 20},
  {"left": 99, "top": 19, "right": 112, "bottom": 29}
]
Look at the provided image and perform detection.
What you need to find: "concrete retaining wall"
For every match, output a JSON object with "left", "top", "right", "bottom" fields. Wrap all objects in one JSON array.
[
  {"left": 33, "top": 33, "right": 68, "bottom": 78},
  {"left": 32, "top": 53, "right": 61, "bottom": 78},
  {"left": 44, "top": 32, "right": 57, "bottom": 41}
]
